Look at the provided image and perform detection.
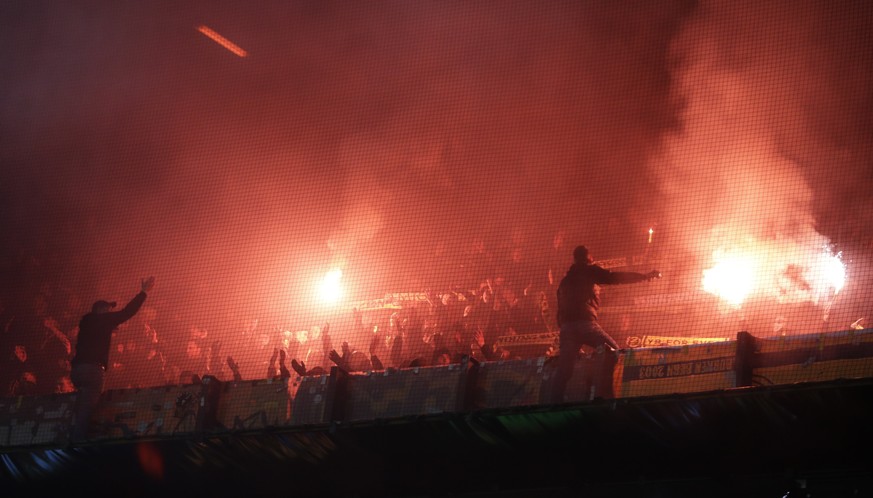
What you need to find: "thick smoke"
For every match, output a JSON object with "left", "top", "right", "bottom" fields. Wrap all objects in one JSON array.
[
  {"left": 1, "top": 1, "right": 690, "bottom": 385},
  {"left": 2, "top": 1, "right": 870, "bottom": 388},
  {"left": 652, "top": 1, "right": 873, "bottom": 335}
]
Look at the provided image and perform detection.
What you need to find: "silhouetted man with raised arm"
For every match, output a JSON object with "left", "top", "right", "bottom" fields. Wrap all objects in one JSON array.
[
  {"left": 70, "top": 277, "right": 155, "bottom": 442},
  {"left": 550, "top": 246, "right": 659, "bottom": 403}
]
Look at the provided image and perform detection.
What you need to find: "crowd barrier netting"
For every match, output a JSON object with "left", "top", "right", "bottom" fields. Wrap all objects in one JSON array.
[
  {"left": 2, "top": 328, "right": 872, "bottom": 449},
  {"left": 0, "top": 393, "right": 75, "bottom": 447},
  {"left": 90, "top": 377, "right": 220, "bottom": 441},
  {"left": 751, "top": 328, "right": 873, "bottom": 386},
  {"left": 472, "top": 350, "right": 615, "bottom": 409},
  {"left": 213, "top": 377, "right": 291, "bottom": 432},
  {"left": 612, "top": 340, "right": 739, "bottom": 398},
  {"left": 341, "top": 359, "right": 472, "bottom": 422}
]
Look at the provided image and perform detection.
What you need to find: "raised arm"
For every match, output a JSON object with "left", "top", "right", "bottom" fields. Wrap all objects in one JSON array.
[
  {"left": 598, "top": 267, "right": 661, "bottom": 285},
  {"left": 113, "top": 277, "right": 155, "bottom": 324}
]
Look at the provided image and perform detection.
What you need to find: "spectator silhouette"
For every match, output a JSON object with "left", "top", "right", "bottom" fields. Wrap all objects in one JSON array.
[
  {"left": 549, "top": 246, "right": 659, "bottom": 404},
  {"left": 69, "top": 277, "right": 155, "bottom": 443}
]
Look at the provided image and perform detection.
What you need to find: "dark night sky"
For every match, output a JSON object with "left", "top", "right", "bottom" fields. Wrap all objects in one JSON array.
[{"left": 2, "top": 1, "right": 873, "bottom": 383}]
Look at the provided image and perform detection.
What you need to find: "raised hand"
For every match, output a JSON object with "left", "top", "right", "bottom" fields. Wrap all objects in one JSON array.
[
  {"left": 391, "top": 312, "right": 404, "bottom": 334},
  {"left": 321, "top": 324, "right": 332, "bottom": 351},
  {"left": 226, "top": 356, "right": 242, "bottom": 382},
  {"left": 474, "top": 327, "right": 485, "bottom": 348},
  {"left": 369, "top": 333, "right": 381, "bottom": 356},
  {"left": 278, "top": 350, "right": 291, "bottom": 379},
  {"left": 328, "top": 349, "right": 343, "bottom": 366},
  {"left": 141, "top": 276, "right": 156, "bottom": 293},
  {"left": 370, "top": 354, "right": 384, "bottom": 371},
  {"left": 290, "top": 359, "right": 307, "bottom": 377}
]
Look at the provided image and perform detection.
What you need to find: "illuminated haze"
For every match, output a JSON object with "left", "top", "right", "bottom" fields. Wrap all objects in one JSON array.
[
  {"left": 1, "top": 1, "right": 871, "bottom": 383},
  {"left": 652, "top": 1, "right": 873, "bottom": 334}
]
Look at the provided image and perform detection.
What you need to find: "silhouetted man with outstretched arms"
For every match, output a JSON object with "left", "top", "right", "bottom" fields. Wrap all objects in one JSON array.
[
  {"left": 70, "top": 277, "right": 155, "bottom": 442},
  {"left": 550, "top": 246, "right": 659, "bottom": 403}
]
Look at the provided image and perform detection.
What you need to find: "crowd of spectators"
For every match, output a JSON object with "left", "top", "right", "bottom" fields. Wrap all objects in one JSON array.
[
  {"left": 4, "top": 227, "right": 871, "bottom": 396},
  {"left": 1, "top": 232, "right": 572, "bottom": 395},
  {"left": 6, "top": 216, "right": 873, "bottom": 399}
]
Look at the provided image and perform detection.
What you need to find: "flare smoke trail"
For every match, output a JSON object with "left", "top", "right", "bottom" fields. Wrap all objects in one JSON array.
[{"left": 650, "top": 1, "right": 873, "bottom": 334}]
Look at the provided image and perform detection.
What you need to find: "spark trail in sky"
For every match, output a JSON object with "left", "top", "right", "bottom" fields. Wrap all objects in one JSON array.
[{"left": 197, "top": 25, "right": 247, "bottom": 57}]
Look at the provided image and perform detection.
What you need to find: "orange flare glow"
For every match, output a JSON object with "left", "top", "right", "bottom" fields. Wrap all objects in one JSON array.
[
  {"left": 318, "top": 269, "right": 344, "bottom": 305},
  {"left": 702, "top": 252, "right": 757, "bottom": 307},
  {"left": 815, "top": 251, "right": 846, "bottom": 294},
  {"left": 702, "top": 244, "right": 847, "bottom": 309}
]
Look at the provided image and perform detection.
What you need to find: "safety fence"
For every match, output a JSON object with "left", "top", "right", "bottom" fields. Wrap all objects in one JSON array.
[{"left": 2, "top": 328, "right": 872, "bottom": 449}]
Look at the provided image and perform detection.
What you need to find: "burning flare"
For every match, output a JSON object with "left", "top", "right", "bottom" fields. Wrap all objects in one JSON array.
[
  {"left": 318, "top": 268, "right": 344, "bottom": 304},
  {"left": 702, "top": 244, "right": 845, "bottom": 308},
  {"left": 702, "top": 251, "right": 758, "bottom": 307}
]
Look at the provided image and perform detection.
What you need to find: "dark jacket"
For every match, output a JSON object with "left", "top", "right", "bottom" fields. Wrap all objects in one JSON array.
[
  {"left": 72, "top": 292, "right": 147, "bottom": 369},
  {"left": 556, "top": 264, "right": 648, "bottom": 325}
]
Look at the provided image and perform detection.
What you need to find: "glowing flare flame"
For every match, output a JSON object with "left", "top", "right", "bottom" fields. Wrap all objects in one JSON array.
[
  {"left": 702, "top": 253, "right": 757, "bottom": 307},
  {"left": 702, "top": 245, "right": 846, "bottom": 308},
  {"left": 815, "top": 251, "right": 846, "bottom": 294},
  {"left": 318, "top": 269, "right": 344, "bottom": 304}
]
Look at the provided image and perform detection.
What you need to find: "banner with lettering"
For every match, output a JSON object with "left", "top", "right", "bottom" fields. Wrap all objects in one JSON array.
[
  {"left": 495, "top": 331, "right": 559, "bottom": 348},
  {"left": 752, "top": 328, "right": 873, "bottom": 386},
  {"left": 613, "top": 341, "right": 738, "bottom": 398},
  {"left": 625, "top": 335, "right": 731, "bottom": 349}
]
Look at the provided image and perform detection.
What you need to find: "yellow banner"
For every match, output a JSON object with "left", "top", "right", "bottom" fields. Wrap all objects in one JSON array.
[
  {"left": 625, "top": 335, "right": 730, "bottom": 348},
  {"left": 594, "top": 257, "right": 628, "bottom": 269},
  {"left": 495, "top": 332, "right": 559, "bottom": 347}
]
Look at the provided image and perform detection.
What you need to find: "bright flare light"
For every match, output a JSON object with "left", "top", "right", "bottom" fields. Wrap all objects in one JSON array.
[
  {"left": 774, "top": 247, "right": 846, "bottom": 305},
  {"left": 318, "top": 269, "right": 344, "bottom": 305},
  {"left": 702, "top": 243, "right": 847, "bottom": 309},
  {"left": 702, "top": 253, "right": 757, "bottom": 307},
  {"left": 808, "top": 250, "right": 846, "bottom": 301}
]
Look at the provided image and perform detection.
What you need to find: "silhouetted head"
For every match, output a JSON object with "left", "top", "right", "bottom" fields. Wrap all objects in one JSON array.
[
  {"left": 573, "top": 245, "right": 593, "bottom": 265},
  {"left": 349, "top": 351, "right": 371, "bottom": 372},
  {"left": 308, "top": 366, "right": 327, "bottom": 376},
  {"left": 91, "top": 300, "right": 116, "bottom": 313},
  {"left": 433, "top": 348, "right": 452, "bottom": 365}
]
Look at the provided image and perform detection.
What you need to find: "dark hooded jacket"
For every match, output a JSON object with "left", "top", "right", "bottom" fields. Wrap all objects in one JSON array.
[
  {"left": 72, "top": 292, "right": 147, "bottom": 369},
  {"left": 556, "top": 264, "right": 649, "bottom": 325}
]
